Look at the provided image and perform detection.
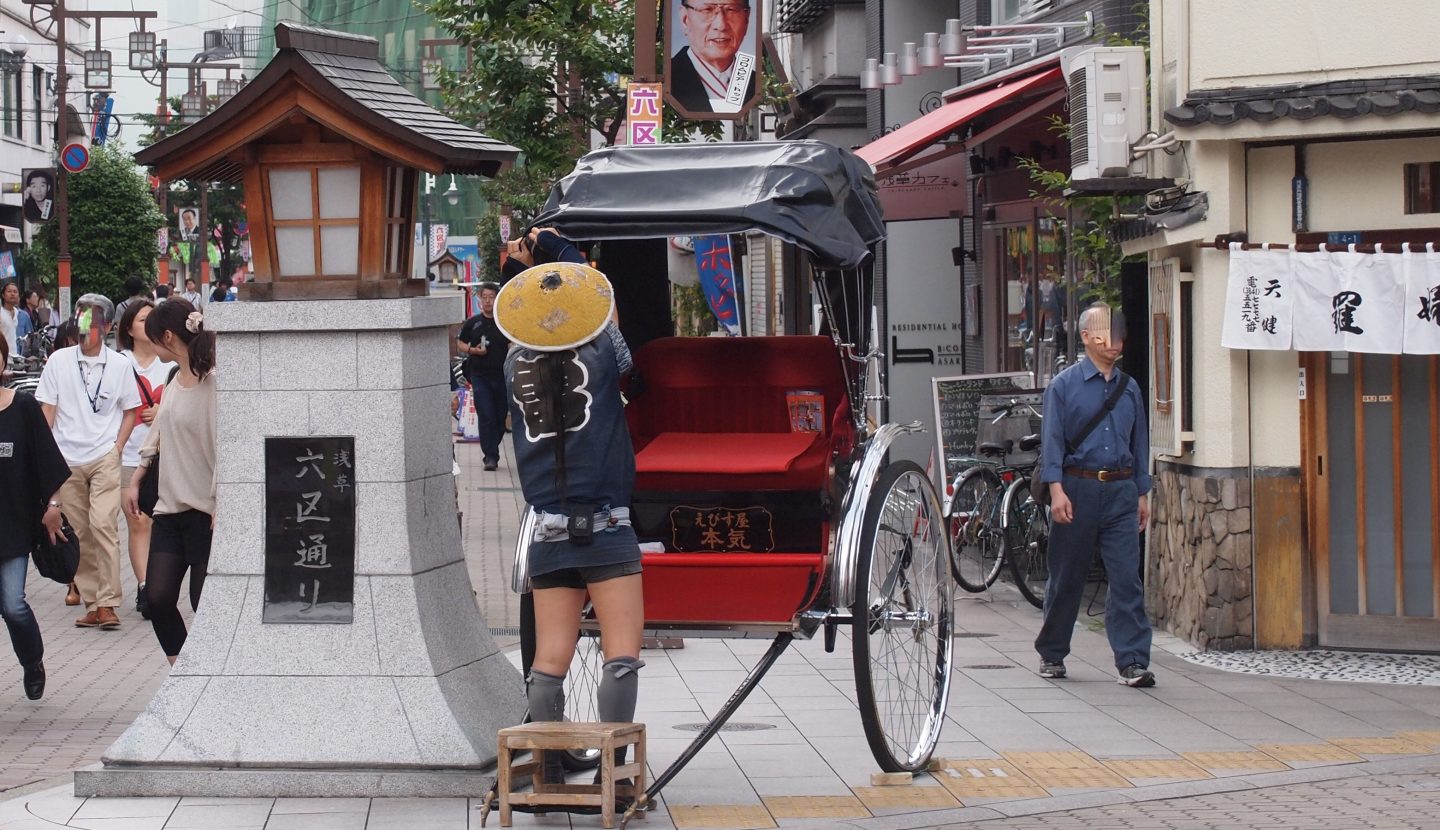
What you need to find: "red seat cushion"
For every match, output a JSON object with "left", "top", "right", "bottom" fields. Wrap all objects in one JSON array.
[{"left": 635, "top": 432, "right": 820, "bottom": 475}]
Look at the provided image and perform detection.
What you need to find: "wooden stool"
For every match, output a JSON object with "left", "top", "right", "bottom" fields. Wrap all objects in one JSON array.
[{"left": 496, "top": 721, "right": 646, "bottom": 829}]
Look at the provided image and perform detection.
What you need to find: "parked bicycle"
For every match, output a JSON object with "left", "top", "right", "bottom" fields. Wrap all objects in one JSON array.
[{"left": 946, "top": 398, "right": 1044, "bottom": 594}]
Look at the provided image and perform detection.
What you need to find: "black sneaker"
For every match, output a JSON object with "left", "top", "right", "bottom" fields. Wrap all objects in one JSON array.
[
  {"left": 23, "top": 662, "right": 45, "bottom": 700},
  {"left": 483, "top": 459, "right": 499, "bottom": 472},
  {"left": 1038, "top": 660, "right": 1066, "bottom": 679},
  {"left": 1117, "top": 664, "right": 1156, "bottom": 688},
  {"left": 136, "top": 582, "right": 150, "bottom": 620}
]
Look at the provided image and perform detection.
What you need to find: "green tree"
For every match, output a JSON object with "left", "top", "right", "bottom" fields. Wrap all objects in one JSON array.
[
  {"left": 27, "top": 142, "right": 165, "bottom": 301},
  {"left": 424, "top": 0, "right": 732, "bottom": 280}
]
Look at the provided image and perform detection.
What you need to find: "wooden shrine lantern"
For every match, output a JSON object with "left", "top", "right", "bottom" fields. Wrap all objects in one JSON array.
[{"left": 135, "top": 24, "right": 517, "bottom": 301}]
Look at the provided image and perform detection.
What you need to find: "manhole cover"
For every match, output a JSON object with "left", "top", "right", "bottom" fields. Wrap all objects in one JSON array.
[
  {"left": 674, "top": 722, "right": 777, "bottom": 732},
  {"left": 962, "top": 664, "right": 1015, "bottom": 670},
  {"left": 954, "top": 632, "right": 997, "bottom": 638}
]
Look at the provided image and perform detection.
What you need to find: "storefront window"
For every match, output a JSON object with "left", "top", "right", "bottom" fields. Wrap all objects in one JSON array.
[{"left": 999, "top": 217, "right": 1066, "bottom": 383}]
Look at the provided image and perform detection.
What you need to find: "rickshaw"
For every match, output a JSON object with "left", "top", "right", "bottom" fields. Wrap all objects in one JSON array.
[{"left": 506, "top": 140, "right": 954, "bottom": 816}]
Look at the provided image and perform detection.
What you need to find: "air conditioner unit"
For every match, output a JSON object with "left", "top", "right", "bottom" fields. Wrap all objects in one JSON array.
[{"left": 1062, "top": 46, "right": 1146, "bottom": 180}]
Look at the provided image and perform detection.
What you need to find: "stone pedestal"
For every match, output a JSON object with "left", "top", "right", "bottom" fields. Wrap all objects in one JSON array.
[{"left": 76, "top": 296, "right": 526, "bottom": 797}]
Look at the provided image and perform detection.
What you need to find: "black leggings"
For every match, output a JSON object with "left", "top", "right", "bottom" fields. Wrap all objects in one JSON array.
[{"left": 147, "top": 510, "right": 213, "bottom": 657}]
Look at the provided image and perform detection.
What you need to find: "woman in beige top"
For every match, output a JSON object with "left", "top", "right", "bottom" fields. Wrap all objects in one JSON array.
[{"left": 123, "top": 298, "right": 216, "bottom": 665}]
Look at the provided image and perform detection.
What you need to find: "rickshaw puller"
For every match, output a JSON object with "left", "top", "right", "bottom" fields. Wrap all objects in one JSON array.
[{"left": 498, "top": 260, "right": 646, "bottom": 789}]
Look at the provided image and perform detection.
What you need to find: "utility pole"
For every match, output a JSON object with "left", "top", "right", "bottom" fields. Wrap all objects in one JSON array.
[{"left": 39, "top": 0, "right": 157, "bottom": 316}]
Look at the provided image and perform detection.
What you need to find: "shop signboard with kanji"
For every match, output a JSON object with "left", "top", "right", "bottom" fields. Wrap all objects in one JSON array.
[{"left": 263, "top": 436, "right": 357, "bottom": 624}]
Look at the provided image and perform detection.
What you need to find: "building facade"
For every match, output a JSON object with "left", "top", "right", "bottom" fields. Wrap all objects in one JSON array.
[{"left": 1128, "top": 0, "right": 1440, "bottom": 653}]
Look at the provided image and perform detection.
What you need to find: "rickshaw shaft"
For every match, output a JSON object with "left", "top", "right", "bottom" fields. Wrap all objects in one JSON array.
[{"left": 643, "top": 632, "right": 796, "bottom": 802}]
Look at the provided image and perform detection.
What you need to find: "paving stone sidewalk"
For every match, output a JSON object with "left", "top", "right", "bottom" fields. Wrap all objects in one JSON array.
[{"left": 3, "top": 441, "right": 1440, "bottom": 829}]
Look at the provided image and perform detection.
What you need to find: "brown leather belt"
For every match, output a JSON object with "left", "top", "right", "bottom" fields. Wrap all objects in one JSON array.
[{"left": 1064, "top": 466, "right": 1133, "bottom": 482}]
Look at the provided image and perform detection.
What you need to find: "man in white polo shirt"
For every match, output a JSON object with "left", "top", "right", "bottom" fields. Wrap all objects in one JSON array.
[{"left": 36, "top": 293, "right": 141, "bottom": 630}]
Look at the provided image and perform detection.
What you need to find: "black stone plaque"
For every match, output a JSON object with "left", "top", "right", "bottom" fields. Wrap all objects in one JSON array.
[{"left": 263, "top": 436, "right": 357, "bottom": 624}]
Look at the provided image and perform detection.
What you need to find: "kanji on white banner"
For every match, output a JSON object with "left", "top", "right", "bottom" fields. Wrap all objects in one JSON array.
[
  {"left": 1221, "top": 244, "right": 1293, "bottom": 350},
  {"left": 1292, "top": 246, "right": 1405, "bottom": 353},
  {"left": 1404, "top": 244, "right": 1440, "bottom": 354}
]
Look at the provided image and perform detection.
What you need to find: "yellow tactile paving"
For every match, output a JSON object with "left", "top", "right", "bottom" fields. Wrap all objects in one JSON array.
[
  {"left": 1329, "top": 737, "right": 1431, "bottom": 756},
  {"left": 762, "top": 795, "right": 870, "bottom": 819},
  {"left": 668, "top": 804, "right": 777, "bottom": 829},
  {"left": 934, "top": 759, "right": 1049, "bottom": 801},
  {"left": 1002, "top": 751, "right": 1107, "bottom": 770},
  {"left": 1253, "top": 743, "right": 1365, "bottom": 763},
  {"left": 1181, "top": 751, "right": 1289, "bottom": 771},
  {"left": 851, "top": 785, "right": 962, "bottom": 810},
  {"left": 1397, "top": 730, "right": 1440, "bottom": 749},
  {"left": 1001, "top": 751, "right": 1130, "bottom": 789},
  {"left": 1101, "top": 758, "right": 1214, "bottom": 781}
]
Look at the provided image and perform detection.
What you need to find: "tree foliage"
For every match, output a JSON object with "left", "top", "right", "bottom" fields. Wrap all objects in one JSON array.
[
  {"left": 424, "top": 0, "right": 730, "bottom": 281},
  {"left": 27, "top": 142, "right": 165, "bottom": 302}
]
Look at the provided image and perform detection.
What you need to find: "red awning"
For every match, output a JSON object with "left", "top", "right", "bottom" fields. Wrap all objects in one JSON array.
[{"left": 855, "top": 67, "right": 1064, "bottom": 172}]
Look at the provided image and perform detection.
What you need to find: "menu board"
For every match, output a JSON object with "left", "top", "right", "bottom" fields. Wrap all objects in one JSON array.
[
  {"left": 931, "top": 372, "right": 1036, "bottom": 486},
  {"left": 263, "top": 436, "right": 357, "bottom": 624}
]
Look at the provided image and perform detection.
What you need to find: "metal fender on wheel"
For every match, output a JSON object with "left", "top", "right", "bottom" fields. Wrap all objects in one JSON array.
[{"left": 852, "top": 460, "right": 954, "bottom": 773}]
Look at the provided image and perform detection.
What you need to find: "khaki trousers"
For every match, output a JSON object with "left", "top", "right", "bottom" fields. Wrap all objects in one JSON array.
[{"left": 58, "top": 451, "right": 124, "bottom": 610}]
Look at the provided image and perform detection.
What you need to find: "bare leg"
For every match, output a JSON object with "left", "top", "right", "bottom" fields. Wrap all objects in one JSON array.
[
  {"left": 531, "top": 586, "right": 588, "bottom": 677},
  {"left": 586, "top": 573, "right": 644, "bottom": 662},
  {"left": 124, "top": 510, "right": 151, "bottom": 584}
]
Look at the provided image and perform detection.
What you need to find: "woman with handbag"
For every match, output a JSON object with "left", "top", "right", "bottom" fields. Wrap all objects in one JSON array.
[
  {"left": 0, "top": 335, "right": 70, "bottom": 700},
  {"left": 116, "top": 299, "right": 175, "bottom": 620},
  {"left": 123, "top": 299, "right": 216, "bottom": 665}
]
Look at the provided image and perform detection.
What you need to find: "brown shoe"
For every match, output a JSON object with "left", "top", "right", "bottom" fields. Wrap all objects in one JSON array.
[
  {"left": 75, "top": 610, "right": 101, "bottom": 627},
  {"left": 65, "top": 583, "right": 81, "bottom": 606},
  {"left": 97, "top": 607, "right": 121, "bottom": 630}
]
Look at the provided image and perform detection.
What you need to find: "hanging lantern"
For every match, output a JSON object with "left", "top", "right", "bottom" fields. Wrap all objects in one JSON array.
[
  {"left": 83, "top": 49, "right": 112, "bottom": 89},
  {"left": 217, "top": 77, "right": 242, "bottom": 103},
  {"left": 180, "top": 89, "right": 206, "bottom": 120},
  {"left": 128, "top": 30, "right": 157, "bottom": 71},
  {"left": 421, "top": 56, "right": 443, "bottom": 91}
]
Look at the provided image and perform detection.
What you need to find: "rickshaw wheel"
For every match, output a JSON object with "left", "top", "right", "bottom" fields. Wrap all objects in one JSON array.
[
  {"left": 518, "top": 592, "right": 605, "bottom": 771},
  {"left": 852, "top": 460, "right": 955, "bottom": 773}
]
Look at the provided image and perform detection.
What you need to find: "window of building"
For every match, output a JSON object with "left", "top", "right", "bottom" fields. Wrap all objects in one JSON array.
[
  {"left": 1, "top": 56, "right": 23, "bottom": 139},
  {"left": 1404, "top": 162, "right": 1440, "bottom": 214},
  {"left": 993, "top": 0, "right": 1054, "bottom": 23},
  {"left": 32, "top": 66, "right": 44, "bottom": 145}
]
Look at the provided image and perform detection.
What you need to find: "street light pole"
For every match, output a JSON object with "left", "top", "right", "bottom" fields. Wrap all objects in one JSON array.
[{"left": 39, "top": 0, "right": 158, "bottom": 317}]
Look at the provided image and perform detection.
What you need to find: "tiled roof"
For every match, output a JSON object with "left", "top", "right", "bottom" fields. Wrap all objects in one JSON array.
[
  {"left": 1164, "top": 75, "right": 1440, "bottom": 127},
  {"left": 136, "top": 23, "right": 516, "bottom": 179}
]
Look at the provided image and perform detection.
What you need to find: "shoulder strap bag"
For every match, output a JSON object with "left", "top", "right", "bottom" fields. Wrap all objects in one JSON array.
[{"left": 1031, "top": 372, "right": 1131, "bottom": 507}]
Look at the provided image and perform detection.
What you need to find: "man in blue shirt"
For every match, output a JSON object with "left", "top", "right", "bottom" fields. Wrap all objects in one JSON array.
[{"left": 1036, "top": 302, "right": 1155, "bottom": 688}]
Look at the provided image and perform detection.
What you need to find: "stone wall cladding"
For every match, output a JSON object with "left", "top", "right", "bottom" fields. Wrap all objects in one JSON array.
[{"left": 1147, "top": 462, "right": 1254, "bottom": 651}]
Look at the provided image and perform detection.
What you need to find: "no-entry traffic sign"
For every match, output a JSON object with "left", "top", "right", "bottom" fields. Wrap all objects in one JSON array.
[{"left": 60, "top": 142, "right": 90, "bottom": 173}]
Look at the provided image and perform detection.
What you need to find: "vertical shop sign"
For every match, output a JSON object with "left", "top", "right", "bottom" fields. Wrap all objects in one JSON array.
[{"left": 627, "top": 82, "right": 664, "bottom": 145}]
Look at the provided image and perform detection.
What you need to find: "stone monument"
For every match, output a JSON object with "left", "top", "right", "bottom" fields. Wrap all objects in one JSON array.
[{"left": 76, "top": 23, "right": 526, "bottom": 797}]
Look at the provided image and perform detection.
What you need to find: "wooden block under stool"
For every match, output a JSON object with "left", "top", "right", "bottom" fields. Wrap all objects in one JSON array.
[
  {"left": 871, "top": 771, "right": 913, "bottom": 786},
  {"left": 497, "top": 722, "right": 646, "bottom": 830}
]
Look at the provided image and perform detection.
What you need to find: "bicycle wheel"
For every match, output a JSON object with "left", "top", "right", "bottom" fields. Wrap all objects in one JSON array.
[
  {"left": 947, "top": 465, "right": 1006, "bottom": 592},
  {"left": 852, "top": 460, "right": 953, "bottom": 772},
  {"left": 1005, "top": 479, "right": 1050, "bottom": 609}
]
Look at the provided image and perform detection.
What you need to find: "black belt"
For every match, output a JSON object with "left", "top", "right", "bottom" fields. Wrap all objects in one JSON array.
[{"left": 1064, "top": 466, "right": 1133, "bottom": 482}]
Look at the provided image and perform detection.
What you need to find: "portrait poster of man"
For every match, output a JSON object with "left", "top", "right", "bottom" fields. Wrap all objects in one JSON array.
[
  {"left": 21, "top": 169, "right": 56, "bottom": 224},
  {"left": 665, "top": 0, "right": 762, "bottom": 119},
  {"left": 177, "top": 206, "right": 201, "bottom": 242}
]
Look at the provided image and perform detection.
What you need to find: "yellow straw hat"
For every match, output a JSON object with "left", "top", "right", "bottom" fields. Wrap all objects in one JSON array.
[{"left": 495, "top": 261, "right": 616, "bottom": 352}]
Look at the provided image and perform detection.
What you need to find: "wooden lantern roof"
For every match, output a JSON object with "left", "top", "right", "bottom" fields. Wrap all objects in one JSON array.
[{"left": 134, "top": 23, "right": 517, "bottom": 183}]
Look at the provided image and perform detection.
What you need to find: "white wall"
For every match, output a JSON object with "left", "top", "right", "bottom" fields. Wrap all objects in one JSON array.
[
  {"left": 793, "top": 5, "right": 866, "bottom": 89},
  {"left": 1186, "top": 0, "right": 1440, "bottom": 89},
  {"left": 885, "top": 218, "right": 964, "bottom": 468}
]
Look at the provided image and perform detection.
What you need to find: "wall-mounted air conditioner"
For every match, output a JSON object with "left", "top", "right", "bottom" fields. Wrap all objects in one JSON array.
[{"left": 1062, "top": 46, "right": 1146, "bottom": 181}]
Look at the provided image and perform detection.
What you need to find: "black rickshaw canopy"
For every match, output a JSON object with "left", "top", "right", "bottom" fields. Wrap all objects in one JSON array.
[{"left": 532, "top": 140, "right": 885, "bottom": 271}]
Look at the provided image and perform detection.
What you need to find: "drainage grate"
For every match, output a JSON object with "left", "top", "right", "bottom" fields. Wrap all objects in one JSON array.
[
  {"left": 962, "top": 664, "right": 1015, "bottom": 670},
  {"left": 954, "top": 632, "right": 997, "bottom": 638},
  {"left": 674, "top": 722, "right": 777, "bottom": 732},
  {"left": 489, "top": 627, "right": 522, "bottom": 637}
]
